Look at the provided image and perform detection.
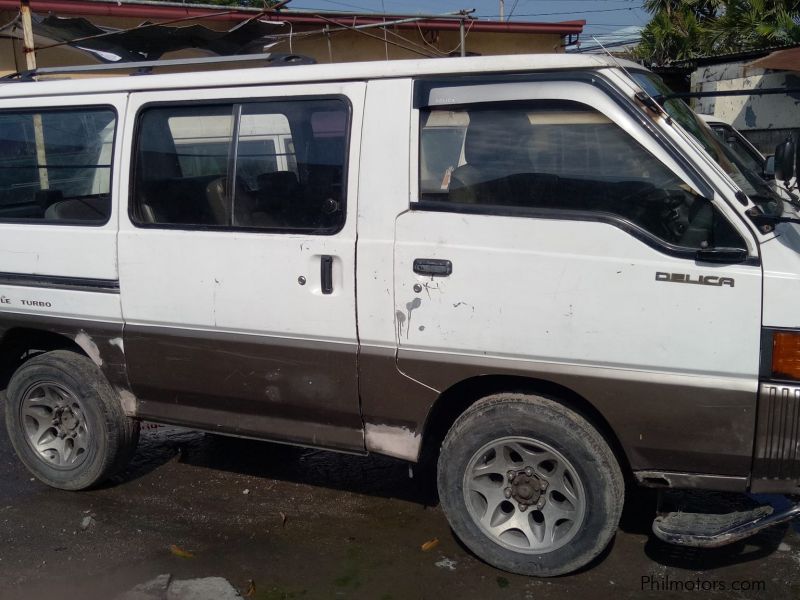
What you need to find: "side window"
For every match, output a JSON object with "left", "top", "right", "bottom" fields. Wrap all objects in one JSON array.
[
  {"left": 132, "top": 98, "right": 349, "bottom": 234},
  {"left": 419, "top": 100, "right": 744, "bottom": 250},
  {"left": 169, "top": 110, "right": 233, "bottom": 180},
  {"left": 0, "top": 108, "right": 116, "bottom": 224}
]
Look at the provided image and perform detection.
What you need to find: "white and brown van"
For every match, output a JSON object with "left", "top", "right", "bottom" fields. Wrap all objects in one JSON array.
[{"left": 1, "top": 54, "right": 800, "bottom": 577}]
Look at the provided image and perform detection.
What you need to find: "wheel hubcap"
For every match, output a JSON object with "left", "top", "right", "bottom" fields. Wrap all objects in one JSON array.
[
  {"left": 463, "top": 436, "right": 586, "bottom": 554},
  {"left": 20, "top": 382, "right": 90, "bottom": 469}
]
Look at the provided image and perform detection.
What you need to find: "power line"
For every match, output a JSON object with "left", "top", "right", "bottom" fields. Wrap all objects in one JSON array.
[
  {"left": 304, "top": 0, "right": 382, "bottom": 12},
  {"left": 477, "top": 6, "right": 646, "bottom": 18}
]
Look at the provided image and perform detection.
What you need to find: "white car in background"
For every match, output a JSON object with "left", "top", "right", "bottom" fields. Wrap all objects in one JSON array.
[{"left": 699, "top": 113, "right": 797, "bottom": 200}]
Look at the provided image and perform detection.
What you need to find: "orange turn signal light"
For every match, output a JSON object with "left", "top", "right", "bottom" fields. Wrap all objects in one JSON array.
[{"left": 772, "top": 331, "right": 800, "bottom": 380}]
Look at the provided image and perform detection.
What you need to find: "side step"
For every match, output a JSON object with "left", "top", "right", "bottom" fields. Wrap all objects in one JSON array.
[{"left": 653, "top": 502, "right": 800, "bottom": 548}]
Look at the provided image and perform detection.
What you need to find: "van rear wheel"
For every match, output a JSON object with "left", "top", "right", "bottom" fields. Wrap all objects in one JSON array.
[
  {"left": 437, "top": 393, "right": 623, "bottom": 577},
  {"left": 4, "top": 350, "right": 139, "bottom": 490}
]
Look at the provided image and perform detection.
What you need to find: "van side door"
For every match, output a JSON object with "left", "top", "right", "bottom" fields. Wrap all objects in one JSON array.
[
  {"left": 117, "top": 82, "right": 366, "bottom": 452},
  {"left": 394, "top": 76, "right": 762, "bottom": 478}
]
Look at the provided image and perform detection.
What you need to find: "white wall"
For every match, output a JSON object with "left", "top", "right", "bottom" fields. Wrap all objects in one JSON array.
[{"left": 691, "top": 61, "right": 800, "bottom": 153}]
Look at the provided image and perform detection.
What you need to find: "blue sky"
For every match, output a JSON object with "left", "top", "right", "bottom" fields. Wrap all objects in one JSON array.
[{"left": 285, "top": 0, "right": 650, "bottom": 37}]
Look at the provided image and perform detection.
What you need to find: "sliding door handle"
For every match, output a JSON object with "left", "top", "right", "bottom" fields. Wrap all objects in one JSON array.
[
  {"left": 321, "top": 255, "right": 334, "bottom": 294},
  {"left": 413, "top": 258, "right": 452, "bottom": 277}
]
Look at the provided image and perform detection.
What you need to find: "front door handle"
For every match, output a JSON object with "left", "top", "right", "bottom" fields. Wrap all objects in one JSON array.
[{"left": 413, "top": 258, "right": 452, "bottom": 277}]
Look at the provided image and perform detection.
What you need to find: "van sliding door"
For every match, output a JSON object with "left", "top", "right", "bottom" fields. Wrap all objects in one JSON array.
[{"left": 117, "top": 83, "right": 366, "bottom": 452}]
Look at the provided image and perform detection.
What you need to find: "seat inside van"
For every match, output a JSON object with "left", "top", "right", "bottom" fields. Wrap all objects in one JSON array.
[{"left": 427, "top": 102, "right": 721, "bottom": 248}]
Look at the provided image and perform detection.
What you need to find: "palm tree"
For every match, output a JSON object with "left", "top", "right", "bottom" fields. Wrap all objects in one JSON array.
[
  {"left": 710, "top": 0, "right": 800, "bottom": 51},
  {"left": 636, "top": 0, "right": 800, "bottom": 64},
  {"left": 636, "top": 5, "right": 711, "bottom": 64}
]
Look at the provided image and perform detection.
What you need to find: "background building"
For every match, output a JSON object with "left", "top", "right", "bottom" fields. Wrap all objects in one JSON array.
[{"left": 0, "top": 0, "right": 585, "bottom": 75}]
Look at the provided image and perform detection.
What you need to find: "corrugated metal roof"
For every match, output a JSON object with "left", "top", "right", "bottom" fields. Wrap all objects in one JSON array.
[
  {"left": 667, "top": 43, "right": 800, "bottom": 69},
  {"left": 0, "top": 0, "right": 586, "bottom": 35},
  {"left": 749, "top": 47, "right": 800, "bottom": 72}
]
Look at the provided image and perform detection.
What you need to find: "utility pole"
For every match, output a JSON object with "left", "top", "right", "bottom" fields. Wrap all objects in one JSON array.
[
  {"left": 499, "top": 0, "right": 504, "bottom": 20},
  {"left": 19, "top": 0, "right": 49, "bottom": 190},
  {"left": 19, "top": 0, "right": 35, "bottom": 72},
  {"left": 457, "top": 8, "right": 475, "bottom": 57}
]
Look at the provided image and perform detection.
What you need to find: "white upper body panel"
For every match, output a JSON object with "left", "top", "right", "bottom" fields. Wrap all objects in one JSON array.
[{"left": 0, "top": 55, "right": 643, "bottom": 99}]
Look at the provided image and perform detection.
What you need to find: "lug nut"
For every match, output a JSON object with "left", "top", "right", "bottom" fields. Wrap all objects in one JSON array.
[
  {"left": 507, "top": 471, "right": 516, "bottom": 481},
  {"left": 524, "top": 467, "right": 533, "bottom": 477},
  {"left": 504, "top": 487, "right": 512, "bottom": 498},
  {"left": 540, "top": 481, "right": 548, "bottom": 490},
  {"left": 537, "top": 499, "right": 545, "bottom": 509},
  {"left": 519, "top": 504, "right": 528, "bottom": 512}
]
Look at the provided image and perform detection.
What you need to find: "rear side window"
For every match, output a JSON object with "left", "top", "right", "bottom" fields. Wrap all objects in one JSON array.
[
  {"left": 132, "top": 98, "right": 349, "bottom": 234},
  {"left": 418, "top": 100, "right": 744, "bottom": 251},
  {"left": 0, "top": 107, "right": 116, "bottom": 224}
]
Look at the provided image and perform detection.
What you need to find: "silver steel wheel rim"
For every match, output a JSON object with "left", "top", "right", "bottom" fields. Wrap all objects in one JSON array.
[
  {"left": 20, "top": 381, "right": 90, "bottom": 469},
  {"left": 463, "top": 436, "right": 586, "bottom": 554}
]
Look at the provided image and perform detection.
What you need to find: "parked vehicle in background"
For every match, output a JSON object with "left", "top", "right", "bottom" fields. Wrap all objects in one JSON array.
[
  {"left": 699, "top": 113, "right": 797, "bottom": 201},
  {"left": 701, "top": 114, "right": 773, "bottom": 176},
  {"left": 0, "top": 54, "right": 799, "bottom": 578}
]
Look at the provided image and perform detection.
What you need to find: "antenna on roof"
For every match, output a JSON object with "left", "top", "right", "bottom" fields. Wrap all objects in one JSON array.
[{"left": 591, "top": 35, "right": 672, "bottom": 124}]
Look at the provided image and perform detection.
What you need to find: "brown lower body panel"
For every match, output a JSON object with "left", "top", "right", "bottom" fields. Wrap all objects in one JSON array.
[
  {"left": 360, "top": 347, "right": 758, "bottom": 480},
  {"left": 125, "top": 325, "right": 365, "bottom": 453}
]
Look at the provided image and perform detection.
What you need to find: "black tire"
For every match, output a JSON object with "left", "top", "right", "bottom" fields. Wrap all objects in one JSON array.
[
  {"left": 4, "top": 349, "right": 139, "bottom": 490},
  {"left": 437, "top": 393, "right": 624, "bottom": 577}
]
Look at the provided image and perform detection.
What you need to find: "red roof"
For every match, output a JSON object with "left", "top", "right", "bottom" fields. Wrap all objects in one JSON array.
[{"left": 0, "top": 0, "right": 585, "bottom": 35}]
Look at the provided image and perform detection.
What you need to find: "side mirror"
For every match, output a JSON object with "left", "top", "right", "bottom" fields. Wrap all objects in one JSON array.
[
  {"left": 774, "top": 138, "right": 796, "bottom": 183},
  {"left": 763, "top": 155, "right": 775, "bottom": 179}
]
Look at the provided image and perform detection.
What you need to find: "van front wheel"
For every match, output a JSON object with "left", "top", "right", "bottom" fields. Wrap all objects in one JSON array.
[
  {"left": 437, "top": 393, "right": 623, "bottom": 577},
  {"left": 5, "top": 350, "right": 139, "bottom": 490}
]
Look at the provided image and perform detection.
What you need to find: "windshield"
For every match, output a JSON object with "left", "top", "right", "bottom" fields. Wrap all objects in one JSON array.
[{"left": 630, "top": 71, "right": 784, "bottom": 217}]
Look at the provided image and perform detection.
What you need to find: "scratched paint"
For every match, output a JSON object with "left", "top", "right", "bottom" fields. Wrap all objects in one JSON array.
[
  {"left": 109, "top": 337, "right": 124, "bottom": 353},
  {"left": 75, "top": 331, "right": 103, "bottom": 367},
  {"left": 404, "top": 298, "right": 421, "bottom": 338},
  {"left": 364, "top": 423, "right": 421, "bottom": 461},
  {"left": 116, "top": 388, "right": 137, "bottom": 415},
  {"left": 395, "top": 310, "right": 407, "bottom": 338}
]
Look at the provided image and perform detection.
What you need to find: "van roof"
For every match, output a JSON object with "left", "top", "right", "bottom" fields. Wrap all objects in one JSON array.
[{"left": 0, "top": 54, "right": 645, "bottom": 100}]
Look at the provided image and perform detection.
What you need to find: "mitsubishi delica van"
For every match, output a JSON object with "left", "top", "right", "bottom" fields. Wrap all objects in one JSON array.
[{"left": 1, "top": 54, "right": 800, "bottom": 577}]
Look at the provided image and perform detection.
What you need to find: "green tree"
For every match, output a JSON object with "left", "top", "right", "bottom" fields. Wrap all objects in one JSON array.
[
  {"left": 635, "top": 0, "right": 800, "bottom": 65},
  {"left": 709, "top": 0, "right": 800, "bottom": 52},
  {"left": 636, "top": 7, "right": 710, "bottom": 64}
]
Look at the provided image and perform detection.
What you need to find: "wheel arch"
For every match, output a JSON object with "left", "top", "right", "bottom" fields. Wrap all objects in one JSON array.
[
  {"left": 419, "top": 374, "right": 632, "bottom": 477},
  {"left": 0, "top": 327, "right": 88, "bottom": 390}
]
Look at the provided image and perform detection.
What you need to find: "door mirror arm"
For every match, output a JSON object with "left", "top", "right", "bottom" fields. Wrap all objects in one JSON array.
[{"left": 763, "top": 154, "right": 775, "bottom": 179}]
